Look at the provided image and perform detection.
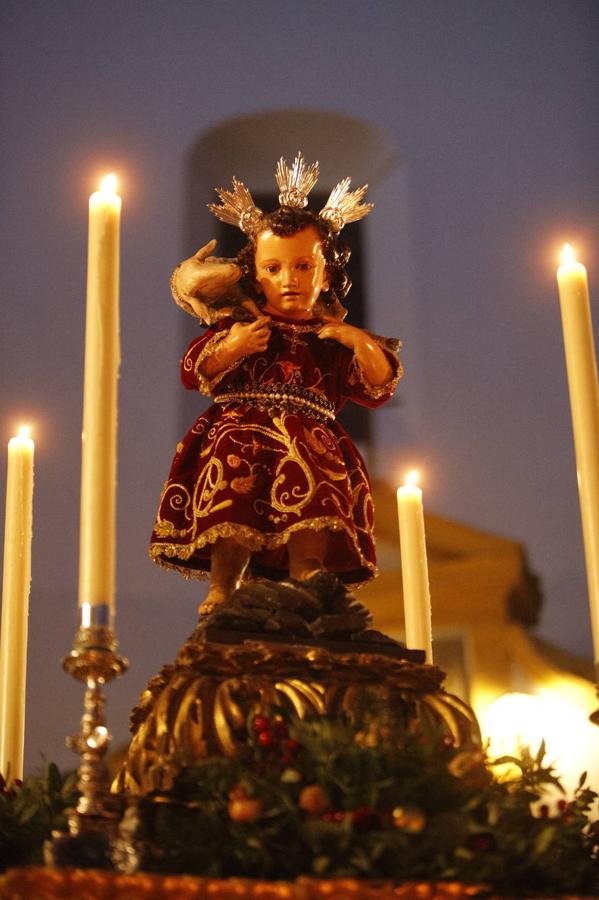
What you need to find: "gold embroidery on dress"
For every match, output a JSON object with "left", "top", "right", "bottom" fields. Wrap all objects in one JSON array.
[
  {"left": 270, "top": 424, "right": 316, "bottom": 516},
  {"left": 154, "top": 484, "right": 193, "bottom": 538},
  {"left": 153, "top": 410, "right": 377, "bottom": 567},
  {"left": 231, "top": 474, "right": 258, "bottom": 495},
  {"left": 193, "top": 457, "right": 232, "bottom": 518}
]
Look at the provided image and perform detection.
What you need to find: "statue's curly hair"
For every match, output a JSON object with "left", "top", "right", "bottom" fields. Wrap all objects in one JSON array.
[{"left": 236, "top": 208, "right": 352, "bottom": 311}]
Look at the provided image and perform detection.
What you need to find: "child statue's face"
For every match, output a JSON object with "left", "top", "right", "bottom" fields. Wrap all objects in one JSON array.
[{"left": 254, "top": 225, "right": 329, "bottom": 320}]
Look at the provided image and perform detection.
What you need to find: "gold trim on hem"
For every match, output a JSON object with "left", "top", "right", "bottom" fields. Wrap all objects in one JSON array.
[{"left": 149, "top": 516, "right": 377, "bottom": 588}]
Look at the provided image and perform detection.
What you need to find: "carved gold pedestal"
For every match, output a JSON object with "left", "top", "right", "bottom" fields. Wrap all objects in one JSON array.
[{"left": 116, "top": 633, "right": 479, "bottom": 795}]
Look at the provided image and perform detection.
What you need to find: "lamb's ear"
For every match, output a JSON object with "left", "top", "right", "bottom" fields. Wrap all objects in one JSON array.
[{"left": 193, "top": 239, "right": 218, "bottom": 261}]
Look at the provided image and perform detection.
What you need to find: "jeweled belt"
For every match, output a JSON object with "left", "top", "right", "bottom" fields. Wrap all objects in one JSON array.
[{"left": 214, "top": 382, "right": 336, "bottom": 423}]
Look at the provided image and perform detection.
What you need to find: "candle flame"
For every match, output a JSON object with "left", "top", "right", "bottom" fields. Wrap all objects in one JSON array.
[
  {"left": 405, "top": 469, "right": 420, "bottom": 487},
  {"left": 100, "top": 173, "right": 118, "bottom": 194},
  {"left": 17, "top": 425, "right": 31, "bottom": 440},
  {"left": 561, "top": 243, "right": 576, "bottom": 265}
]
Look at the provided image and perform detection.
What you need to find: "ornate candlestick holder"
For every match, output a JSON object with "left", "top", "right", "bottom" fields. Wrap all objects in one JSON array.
[{"left": 46, "top": 603, "right": 128, "bottom": 868}]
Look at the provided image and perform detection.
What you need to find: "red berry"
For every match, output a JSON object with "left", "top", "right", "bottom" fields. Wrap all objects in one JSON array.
[
  {"left": 258, "top": 731, "right": 273, "bottom": 748},
  {"left": 539, "top": 804, "right": 549, "bottom": 818},
  {"left": 284, "top": 738, "right": 300, "bottom": 755},
  {"left": 557, "top": 799, "right": 568, "bottom": 814},
  {"left": 353, "top": 805, "right": 368, "bottom": 819},
  {"left": 253, "top": 715, "right": 270, "bottom": 733},
  {"left": 352, "top": 805, "right": 378, "bottom": 830},
  {"left": 321, "top": 811, "right": 334, "bottom": 823},
  {"left": 333, "top": 810, "right": 346, "bottom": 823}
]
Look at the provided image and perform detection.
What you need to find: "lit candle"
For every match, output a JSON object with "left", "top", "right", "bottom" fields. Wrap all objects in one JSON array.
[
  {"left": 0, "top": 426, "right": 34, "bottom": 781},
  {"left": 556, "top": 244, "right": 599, "bottom": 666},
  {"left": 397, "top": 470, "right": 433, "bottom": 663},
  {"left": 79, "top": 174, "right": 121, "bottom": 617}
]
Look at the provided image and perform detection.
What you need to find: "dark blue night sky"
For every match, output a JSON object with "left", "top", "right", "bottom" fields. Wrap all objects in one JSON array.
[{"left": 1, "top": 0, "right": 598, "bottom": 771}]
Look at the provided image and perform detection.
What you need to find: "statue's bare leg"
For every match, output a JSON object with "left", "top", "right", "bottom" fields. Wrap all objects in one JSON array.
[
  {"left": 287, "top": 529, "right": 329, "bottom": 581},
  {"left": 199, "top": 537, "right": 250, "bottom": 616}
]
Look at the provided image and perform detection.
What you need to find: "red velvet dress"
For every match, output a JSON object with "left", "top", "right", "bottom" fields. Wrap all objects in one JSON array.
[{"left": 149, "top": 314, "right": 402, "bottom": 587}]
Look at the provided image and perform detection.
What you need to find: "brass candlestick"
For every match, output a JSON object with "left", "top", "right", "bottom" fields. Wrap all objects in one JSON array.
[{"left": 46, "top": 603, "right": 128, "bottom": 867}]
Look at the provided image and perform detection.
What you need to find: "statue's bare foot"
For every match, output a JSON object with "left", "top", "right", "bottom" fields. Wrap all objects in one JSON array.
[{"left": 198, "top": 586, "right": 229, "bottom": 617}]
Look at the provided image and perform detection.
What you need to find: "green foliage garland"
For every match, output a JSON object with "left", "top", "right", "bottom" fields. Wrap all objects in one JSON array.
[
  {"left": 118, "top": 711, "right": 598, "bottom": 893},
  {"left": 1, "top": 712, "right": 598, "bottom": 895}
]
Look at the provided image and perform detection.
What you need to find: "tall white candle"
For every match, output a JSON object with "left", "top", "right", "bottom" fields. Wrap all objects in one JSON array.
[
  {"left": 79, "top": 174, "right": 121, "bottom": 614},
  {"left": 0, "top": 427, "right": 34, "bottom": 781},
  {"left": 397, "top": 470, "right": 433, "bottom": 663},
  {"left": 556, "top": 244, "right": 599, "bottom": 665}
]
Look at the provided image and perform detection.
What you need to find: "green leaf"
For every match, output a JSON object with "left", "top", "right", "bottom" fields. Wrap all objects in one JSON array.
[
  {"left": 46, "top": 762, "right": 62, "bottom": 796},
  {"left": 535, "top": 740, "right": 546, "bottom": 765},
  {"left": 534, "top": 824, "right": 557, "bottom": 856},
  {"left": 312, "top": 855, "right": 331, "bottom": 875},
  {"left": 17, "top": 805, "right": 39, "bottom": 825}
]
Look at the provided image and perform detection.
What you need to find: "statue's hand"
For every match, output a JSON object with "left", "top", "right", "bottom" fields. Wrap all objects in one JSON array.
[
  {"left": 318, "top": 317, "right": 365, "bottom": 351},
  {"left": 198, "top": 317, "right": 271, "bottom": 379},
  {"left": 176, "top": 239, "right": 242, "bottom": 300},
  {"left": 318, "top": 317, "right": 393, "bottom": 386},
  {"left": 226, "top": 317, "right": 271, "bottom": 359}
]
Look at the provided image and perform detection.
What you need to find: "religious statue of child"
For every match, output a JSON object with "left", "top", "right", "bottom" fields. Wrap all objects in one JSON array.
[{"left": 149, "top": 153, "right": 403, "bottom": 617}]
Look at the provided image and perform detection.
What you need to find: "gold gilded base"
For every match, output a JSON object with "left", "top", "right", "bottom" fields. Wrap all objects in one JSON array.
[{"left": 116, "top": 636, "right": 479, "bottom": 795}]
